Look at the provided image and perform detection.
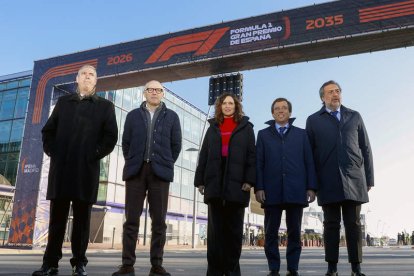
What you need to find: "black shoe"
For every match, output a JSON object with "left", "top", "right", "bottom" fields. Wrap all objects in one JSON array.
[
  {"left": 267, "top": 270, "right": 280, "bottom": 276},
  {"left": 325, "top": 272, "right": 338, "bottom": 276},
  {"left": 72, "top": 264, "right": 87, "bottom": 276},
  {"left": 149, "top": 265, "right": 171, "bottom": 276},
  {"left": 112, "top": 265, "right": 135, "bottom": 276},
  {"left": 286, "top": 271, "right": 300, "bottom": 276},
  {"left": 351, "top": 273, "right": 366, "bottom": 276},
  {"left": 32, "top": 264, "right": 59, "bottom": 276}
]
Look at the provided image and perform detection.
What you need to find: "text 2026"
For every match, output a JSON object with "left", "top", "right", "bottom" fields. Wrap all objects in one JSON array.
[{"left": 107, "top": 53, "right": 133, "bottom": 65}]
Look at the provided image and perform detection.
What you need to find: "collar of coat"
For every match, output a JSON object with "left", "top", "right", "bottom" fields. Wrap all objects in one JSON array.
[
  {"left": 264, "top": 117, "right": 296, "bottom": 126},
  {"left": 208, "top": 116, "right": 253, "bottom": 130},
  {"left": 140, "top": 101, "right": 166, "bottom": 112},
  {"left": 318, "top": 104, "right": 351, "bottom": 115},
  {"left": 69, "top": 93, "right": 99, "bottom": 102},
  {"left": 317, "top": 104, "right": 356, "bottom": 125}
]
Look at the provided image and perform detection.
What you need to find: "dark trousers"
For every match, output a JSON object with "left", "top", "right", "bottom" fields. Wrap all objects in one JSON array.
[
  {"left": 323, "top": 201, "right": 362, "bottom": 263},
  {"left": 43, "top": 199, "right": 92, "bottom": 267},
  {"left": 122, "top": 163, "right": 170, "bottom": 266},
  {"left": 264, "top": 205, "right": 303, "bottom": 272},
  {"left": 206, "top": 199, "right": 245, "bottom": 276}
]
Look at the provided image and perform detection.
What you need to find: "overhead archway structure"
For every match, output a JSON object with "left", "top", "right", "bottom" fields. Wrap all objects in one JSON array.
[{"left": 9, "top": 0, "right": 414, "bottom": 247}]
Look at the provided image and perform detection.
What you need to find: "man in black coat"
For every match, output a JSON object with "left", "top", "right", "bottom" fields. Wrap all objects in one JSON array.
[
  {"left": 306, "top": 80, "right": 374, "bottom": 276},
  {"left": 112, "top": 80, "right": 182, "bottom": 276},
  {"left": 33, "top": 65, "right": 118, "bottom": 276}
]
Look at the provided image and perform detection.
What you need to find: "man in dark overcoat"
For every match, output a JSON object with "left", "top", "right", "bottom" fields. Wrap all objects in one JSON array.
[
  {"left": 112, "top": 80, "right": 182, "bottom": 276},
  {"left": 33, "top": 65, "right": 118, "bottom": 276},
  {"left": 306, "top": 80, "right": 374, "bottom": 276},
  {"left": 256, "top": 98, "right": 317, "bottom": 276}
]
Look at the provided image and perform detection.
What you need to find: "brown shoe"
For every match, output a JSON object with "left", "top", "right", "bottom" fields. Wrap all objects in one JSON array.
[
  {"left": 112, "top": 265, "right": 135, "bottom": 276},
  {"left": 149, "top": 265, "right": 171, "bottom": 276}
]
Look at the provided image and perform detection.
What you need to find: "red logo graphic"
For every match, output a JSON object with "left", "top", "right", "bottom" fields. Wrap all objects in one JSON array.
[
  {"left": 145, "top": 27, "right": 230, "bottom": 64},
  {"left": 21, "top": 157, "right": 27, "bottom": 174},
  {"left": 32, "top": 59, "right": 98, "bottom": 124},
  {"left": 359, "top": 0, "right": 414, "bottom": 23}
]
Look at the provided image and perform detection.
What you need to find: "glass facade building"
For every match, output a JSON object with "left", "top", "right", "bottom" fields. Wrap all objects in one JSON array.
[
  {"left": 0, "top": 71, "right": 31, "bottom": 243},
  {"left": 0, "top": 71, "right": 31, "bottom": 186}
]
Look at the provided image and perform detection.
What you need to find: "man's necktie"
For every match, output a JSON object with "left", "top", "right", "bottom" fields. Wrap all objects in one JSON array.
[
  {"left": 279, "top": 126, "right": 286, "bottom": 136},
  {"left": 330, "top": 111, "right": 339, "bottom": 121}
]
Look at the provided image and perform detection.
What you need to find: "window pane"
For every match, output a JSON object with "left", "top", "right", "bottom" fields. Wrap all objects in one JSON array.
[
  {"left": 0, "top": 90, "right": 17, "bottom": 120},
  {"left": 0, "top": 153, "right": 7, "bottom": 176},
  {"left": 0, "top": 121, "right": 12, "bottom": 153},
  {"left": 6, "top": 81, "right": 18, "bottom": 89},
  {"left": 99, "top": 156, "right": 109, "bottom": 182},
  {"left": 116, "top": 146, "right": 124, "bottom": 183},
  {"left": 10, "top": 119, "right": 24, "bottom": 142},
  {"left": 97, "top": 183, "right": 108, "bottom": 202},
  {"left": 5, "top": 152, "right": 18, "bottom": 185},
  {"left": 14, "top": 88, "right": 29, "bottom": 118},
  {"left": 19, "top": 78, "right": 31, "bottom": 87},
  {"left": 122, "top": 88, "right": 132, "bottom": 111},
  {"left": 115, "top": 90, "right": 123, "bottom": 108},
  {"left": 107, "top": 91, "right": 115, "bottom": 103}
]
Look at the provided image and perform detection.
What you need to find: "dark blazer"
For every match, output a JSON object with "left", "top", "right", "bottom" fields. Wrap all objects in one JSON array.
[
  {"left": 306, "top": 105, "right": 374, "bottom": 205},
  {"left": 42, "top": 93, "right": 118, "bottom": 203},
  {"left": 256, "top": 118, "right": 317, "bottom": 207},
  {"left": 122, "top": 101, "right": 182, "bottom": 182},
  {"left": 194, "top": 116, "right": 256, "bottom": 207}
]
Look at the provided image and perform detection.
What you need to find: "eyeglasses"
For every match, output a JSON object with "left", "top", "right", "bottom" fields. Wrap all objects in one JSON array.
[{"left": 145, "top": 87, "right": 164, "bottom": 94}]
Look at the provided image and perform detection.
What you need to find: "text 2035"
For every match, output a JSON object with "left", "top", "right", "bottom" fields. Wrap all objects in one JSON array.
[{"left": 306, "top": 15, "right": 344, "bottom": 30}]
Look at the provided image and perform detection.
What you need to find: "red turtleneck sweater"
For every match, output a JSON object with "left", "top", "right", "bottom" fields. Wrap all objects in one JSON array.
[{"left": 219, "top": 117, "right": 238, "bottom": 157}]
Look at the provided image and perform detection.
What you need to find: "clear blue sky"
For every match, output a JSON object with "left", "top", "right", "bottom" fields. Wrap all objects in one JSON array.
[{"left": 1, "top": 0, "right": 413, "bottom": 237}]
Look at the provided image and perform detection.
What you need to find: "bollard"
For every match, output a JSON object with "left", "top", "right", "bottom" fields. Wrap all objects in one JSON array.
[{"left": 112, "top": 227, "right": 116, "bottom": 249}]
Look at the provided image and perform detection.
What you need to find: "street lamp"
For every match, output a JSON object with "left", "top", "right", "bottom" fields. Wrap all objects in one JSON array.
[{"left": 186, "top": 103, "right": 213, "bottom": 248}]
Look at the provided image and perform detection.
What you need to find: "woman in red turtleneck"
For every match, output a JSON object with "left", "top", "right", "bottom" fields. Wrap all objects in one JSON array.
[{"left": 194, "top": 93, "right": 256, "bottom": 276}]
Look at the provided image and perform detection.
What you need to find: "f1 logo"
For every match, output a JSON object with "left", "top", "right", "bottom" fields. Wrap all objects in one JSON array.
[{"left": 145, "top": 27, "right": 229, "bottom": 64}]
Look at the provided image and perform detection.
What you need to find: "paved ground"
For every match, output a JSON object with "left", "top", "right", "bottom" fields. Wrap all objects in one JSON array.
[{"left": 0, "top": 245, "right": 413, "bottom": 275}]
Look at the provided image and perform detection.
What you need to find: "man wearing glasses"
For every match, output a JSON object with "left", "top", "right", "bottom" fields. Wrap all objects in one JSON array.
[
  {"left": 306, "top": 80, "right": 374, "bottom": 276},
  {"left": 113, "top": 80, "right": 182, "bottom": 276}
]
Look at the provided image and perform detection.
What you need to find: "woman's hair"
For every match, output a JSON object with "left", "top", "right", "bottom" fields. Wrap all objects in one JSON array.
[{"left": 214, "top": 93, "right": 244, "bottom": 124}]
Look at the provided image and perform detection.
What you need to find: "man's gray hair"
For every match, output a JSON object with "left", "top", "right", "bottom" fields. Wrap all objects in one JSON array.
[
  {"left": 144, "top": 80, "right": 163, "bottom": 91},
  {"left": 319, "top": 80, "right": 342, "bottom": 100},
  {"left": 77, "top": 64, "right": 97, "bottom": 76}
]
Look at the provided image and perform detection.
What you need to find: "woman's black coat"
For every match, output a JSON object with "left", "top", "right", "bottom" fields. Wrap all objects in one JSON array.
[{"left": 194, "top": 116, "right": 256, "bottom": 207}]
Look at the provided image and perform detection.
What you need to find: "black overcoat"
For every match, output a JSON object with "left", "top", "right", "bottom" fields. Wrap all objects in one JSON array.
[
  {"left": 194, "top": 116, "right": 256, "bottom": 207},
  {"left": 42, "top": 93, "right": 118, "bottom": 203},
  {"left": 305, "top": 105, "right": 374, "bottom": 205}
]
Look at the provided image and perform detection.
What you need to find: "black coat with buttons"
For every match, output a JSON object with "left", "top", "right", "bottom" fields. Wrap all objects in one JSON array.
[
  {"left": 42, "top": 93, "right": 118, "bottom": 203},
  {"left": 194, "top": 116, "right": 256, "bottom": 207},
  {"left": 122, "top": 101, "right": 182, "bottom": 182}
]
